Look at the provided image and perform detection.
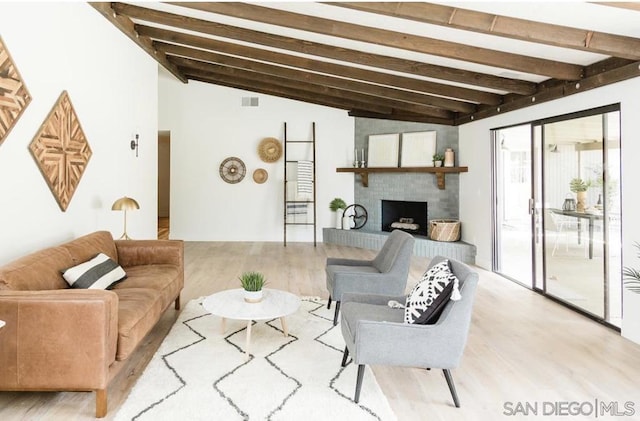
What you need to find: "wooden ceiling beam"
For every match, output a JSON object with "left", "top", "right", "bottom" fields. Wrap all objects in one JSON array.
[
  {"left": 171, "top": 57, "right": 455, "bottom": 119},
  {"left": 139, "top": 25, "right": 499, "bottom": 106},
  {"left": 455, "top": 59, "right": 640, "bottom": 125},
  {"left": 593, "top": 2, "right": 640, "bottom": 12},
  {"left": 173, "top": 2, "right": 583, "bottom": 80},
  {"left": 89, "top": 2, "right": 186, "bottom": 83},
  {"left": 186, "top": 71, "right": 454, "bottom": 124},
  {"left": 112, "top": 3, "right": 536, "bottom": 95},
  {"left": 582, "top": 57, "right": 635, "bottom": 78},
  {"left": 187, "top": 75, "right": 353, "bottom": 113},
  {"left": 156, "top": 42, "right": 475, "bottom": 113},
  {"left": 331, "top": 2, "right": 640, "bottom": 61},
  {"left": 175, "top": 58, "right": 455, "bottom": 120},
  {"left": 348, "top": 110, "right": 455, "bottom": 125},
  {"left": 182, "top": 69, "right": 394, "bottom": 115}
]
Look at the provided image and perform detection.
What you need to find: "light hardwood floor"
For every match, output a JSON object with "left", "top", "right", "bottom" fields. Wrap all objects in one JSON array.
[
  {"left": 1, "top": 242, "right": 639, "bottom": 420},
  {"left": 158, "top": 217, "right": 169, "bottom": 240}
]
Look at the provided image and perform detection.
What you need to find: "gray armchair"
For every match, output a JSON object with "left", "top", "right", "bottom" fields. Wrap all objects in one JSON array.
[
  {"left": 326, "top": 229, "right": 415, "bottom": 325},
  {"left": 339, "top": 256, "right": 479, "bottom": 406}
]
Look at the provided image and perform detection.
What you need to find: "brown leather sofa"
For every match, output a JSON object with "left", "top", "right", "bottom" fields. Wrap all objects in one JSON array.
[{"left": 0, "top": 231, "right": 184, "bottom": 417}]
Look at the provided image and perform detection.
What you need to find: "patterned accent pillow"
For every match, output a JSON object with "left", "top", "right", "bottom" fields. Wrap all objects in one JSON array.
[
  {"left": 404, "top": 259, "right": 460, "bottom": 324},
  {"left": 62, "top": 253, "right": 127, "bottom": 290}
]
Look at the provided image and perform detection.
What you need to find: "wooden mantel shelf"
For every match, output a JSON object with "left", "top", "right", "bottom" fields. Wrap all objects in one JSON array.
[{"left": 336, "top": 166, "right": 469, "bottom": 189}]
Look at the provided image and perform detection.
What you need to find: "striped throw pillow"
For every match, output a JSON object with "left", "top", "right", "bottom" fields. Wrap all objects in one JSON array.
[{"left": 62, "top": 253, "right": 126, "bottom": 290}]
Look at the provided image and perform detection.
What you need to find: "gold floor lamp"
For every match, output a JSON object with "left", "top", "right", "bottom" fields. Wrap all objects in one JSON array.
[{"left": 112, "top": 196, "right": 139, "bottom": 240}]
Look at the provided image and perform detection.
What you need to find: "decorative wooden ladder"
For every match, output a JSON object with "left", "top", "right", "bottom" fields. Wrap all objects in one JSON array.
[{"left": 283, "top": 122, "right": 317, "bottom": 246}]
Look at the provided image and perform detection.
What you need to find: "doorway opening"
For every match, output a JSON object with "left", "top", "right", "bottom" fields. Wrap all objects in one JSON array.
[{"left": 158, "top": 131, "right": 170, "bottom": 240}]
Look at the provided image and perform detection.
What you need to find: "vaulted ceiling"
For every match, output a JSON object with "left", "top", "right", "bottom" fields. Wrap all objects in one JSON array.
[{"left": 91, "top": 2, "right": 640, "bottom": 125}]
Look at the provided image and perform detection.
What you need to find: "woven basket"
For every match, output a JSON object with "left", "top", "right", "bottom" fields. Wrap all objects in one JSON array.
[{"left": 429, "top": 219, "right": 461, "bottom": 242}]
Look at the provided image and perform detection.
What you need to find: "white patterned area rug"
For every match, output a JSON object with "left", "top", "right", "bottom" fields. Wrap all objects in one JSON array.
[{"left": 115, "top": 297, "right": 396, "bottom": 421}]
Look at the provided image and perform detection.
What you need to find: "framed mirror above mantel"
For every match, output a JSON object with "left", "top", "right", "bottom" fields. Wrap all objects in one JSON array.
[{"left": 336, "top": 166, "right": 468, "bottom": 189}]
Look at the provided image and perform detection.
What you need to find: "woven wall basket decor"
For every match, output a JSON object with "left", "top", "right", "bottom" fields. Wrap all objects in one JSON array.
[
  {"left": 253, "top": 168, "right": 268, "bottom": 184},
  {"left": 219, "top": 156, "right": 246, "bottom": 184},
  {"left": 258, "top": 137, "right": 282, "bottom": 163}
]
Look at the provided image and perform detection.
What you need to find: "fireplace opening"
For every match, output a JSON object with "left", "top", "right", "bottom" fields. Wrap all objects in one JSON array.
[{"left": 381, "top": 200, "right": 428, "bottom": 236}]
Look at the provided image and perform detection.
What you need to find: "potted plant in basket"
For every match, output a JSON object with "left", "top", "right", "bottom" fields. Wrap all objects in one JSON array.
[
  {"left": 569, "top": 178, "right": 591, "bottom": 213},
  {"left": 329, "top": 198, "right": 347, "bottom": 229},
  {"left": 239, "top": 271, "right": 266, "bottom": 303},
  {"left": 432, "top": 153, "right": 445, "bottom": 167}
]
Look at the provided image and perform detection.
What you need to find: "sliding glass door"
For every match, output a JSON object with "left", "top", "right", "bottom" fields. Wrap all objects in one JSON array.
[
  {"left": 493, "top": 124, "right": 534, "bottom": 288},
  {"left": 540, "top": 108, "right": 622, "bottom": 324},
  {"left": 492, "top": 105, "right": 622, "bottom": 327}
]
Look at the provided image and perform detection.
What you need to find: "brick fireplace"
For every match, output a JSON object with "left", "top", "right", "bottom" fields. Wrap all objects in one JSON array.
[
  {"left": 325, "top": 118, "right": 476, "bottom": 263},
  {"left": 353, "top": 119, "right": 460, "bottom": 236}
]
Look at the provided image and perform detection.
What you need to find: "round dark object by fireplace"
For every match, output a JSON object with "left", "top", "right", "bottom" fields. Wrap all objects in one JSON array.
[{"left": 343, "top": 204, "right": 368, "bottom": 229}]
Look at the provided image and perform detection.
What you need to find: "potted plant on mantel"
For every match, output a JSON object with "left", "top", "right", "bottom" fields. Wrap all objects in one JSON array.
[
  {"left": 432, "top": 153, "right": 445, "bottom": 167},
  {"left": 570, "top": 178, "right": 591, "bottom": 213},
  {"left": 239, "top": 271, "right": 266, "bottom": 303},
  {"left": 329, "top": 197, "right": 347, "bottom": 229}
]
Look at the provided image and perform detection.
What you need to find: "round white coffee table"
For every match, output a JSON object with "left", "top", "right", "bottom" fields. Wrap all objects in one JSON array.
[{"left": 202, "top": 288, "right": 300, "bottom": 359}]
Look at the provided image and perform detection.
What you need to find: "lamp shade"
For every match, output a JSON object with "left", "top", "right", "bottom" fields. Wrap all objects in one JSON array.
[{"left": 111, "top": 196, "right": 139, "bottom": 211}]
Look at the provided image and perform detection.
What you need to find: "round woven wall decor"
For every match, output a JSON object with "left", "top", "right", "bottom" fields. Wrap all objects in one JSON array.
[
  {"left": 258, "top": 137, "right": 282, "bottom": 163},
  {"left": 219, "top": 157, "right": 246, "bottom": 184},
  {"left": 253, "top": 168, "right": 268, "bottom": 184}
]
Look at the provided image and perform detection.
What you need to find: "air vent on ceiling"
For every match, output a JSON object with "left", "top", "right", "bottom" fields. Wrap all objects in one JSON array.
[{"left": 241, "top": 97, "right": 259, "bottom": 107}]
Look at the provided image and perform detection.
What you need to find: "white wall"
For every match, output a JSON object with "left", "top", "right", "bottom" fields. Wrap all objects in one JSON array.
[
  {"left": 159, "top": 71, "right": 354, "bottom": 242},
  {"left": 0, "top": 3, "right": 158, "bottom": 265},
  {"left": 459, "top": 77, "right": 640, "bottom": 344}
]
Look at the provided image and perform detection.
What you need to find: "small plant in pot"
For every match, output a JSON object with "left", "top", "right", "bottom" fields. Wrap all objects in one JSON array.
[
  {"left": 569, "top": 178, "right": 591, "bottom": 193},
  {"left": 432, "top": 153, "right": 445, "bottom": 167},
  {"left": 570, "top": 178, "right": 591, "bottom": 212},
  {"left": 329, "top": 198, "right": 347, "bottom": 229},
  {"left": 239, "top": 271, "right": 266, "bottom": 303}
]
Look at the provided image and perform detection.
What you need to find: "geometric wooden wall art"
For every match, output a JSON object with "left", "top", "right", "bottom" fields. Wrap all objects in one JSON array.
[
  {"left": 0, "top": 36, "right": 32, "bottom": 146},
  {"left": 29, "top": 91, "right": 92, "bottom": 211}
]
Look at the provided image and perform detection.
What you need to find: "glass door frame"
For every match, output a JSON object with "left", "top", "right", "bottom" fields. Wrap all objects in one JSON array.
[
  {"left": 491, "top": 104, "right": 622, "bottom": 329},
  {"left": 490, "top": 124, "right": 536, "bottom": 289}
]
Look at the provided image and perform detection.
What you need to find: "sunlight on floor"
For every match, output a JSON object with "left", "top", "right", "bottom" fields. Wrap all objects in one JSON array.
[{"left": 499, "top": 223, "right": 622, "bottom": 327}]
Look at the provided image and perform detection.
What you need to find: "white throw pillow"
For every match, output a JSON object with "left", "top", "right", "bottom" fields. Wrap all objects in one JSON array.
[{"left": 62, "top": 253, "right": 126, "bottom": 290}]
